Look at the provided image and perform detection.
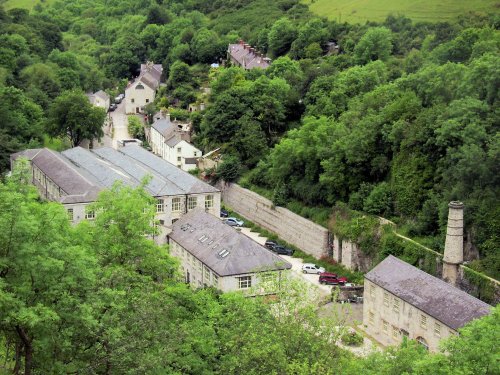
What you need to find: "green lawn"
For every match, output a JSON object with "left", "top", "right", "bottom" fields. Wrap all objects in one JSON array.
[
  {"left": 302, "top": 0, "right": 499, "bottom": 23},
  {"left": 3, "top": 0, "right": 56, "bottom": 11}
]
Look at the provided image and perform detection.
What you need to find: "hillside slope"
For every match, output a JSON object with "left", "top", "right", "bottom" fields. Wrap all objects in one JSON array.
[{"left": 303, "top": 0, "right": 499, "bottom": 23}]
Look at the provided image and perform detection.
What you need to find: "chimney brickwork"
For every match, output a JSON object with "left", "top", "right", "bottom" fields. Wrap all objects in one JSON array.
[{"left": 443, "top": 201, "right": 464, "bottom": 286}]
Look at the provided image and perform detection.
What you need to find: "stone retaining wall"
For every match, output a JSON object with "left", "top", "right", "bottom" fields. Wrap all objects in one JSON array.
[{"left": 219, "top": 182, "right": 329, "bottom": 258}]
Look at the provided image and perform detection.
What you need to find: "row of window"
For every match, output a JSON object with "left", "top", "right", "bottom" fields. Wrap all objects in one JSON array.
[
  {"left": 33, "top": 166, "right": 61, "bottom": 199},
  {"left": 156, "top": 195, "right": 214, "bottom": 213},
  {"left": 368, "top": 311, "right": 443, "bottom": 339}
]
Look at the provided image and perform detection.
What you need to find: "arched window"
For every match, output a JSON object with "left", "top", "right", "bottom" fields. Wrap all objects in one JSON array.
[
  {"left": 416, "top": 336, "right": 429, "bottom": 351},
  {"left": 135, "top": 84, "right": 144, "bottom": 90}
]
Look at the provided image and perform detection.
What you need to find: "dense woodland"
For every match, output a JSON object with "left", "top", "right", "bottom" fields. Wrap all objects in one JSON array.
[
  {"left": 0, "top": 0, "right": 498, "bottom": 278},
  {"left": 0, "top": 0, "right": 499, "bottom": 372}
]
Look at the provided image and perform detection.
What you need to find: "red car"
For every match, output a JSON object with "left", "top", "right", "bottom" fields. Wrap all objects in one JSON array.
[{"left": 319, "top": 272, "right": 348, "bottom": 285}]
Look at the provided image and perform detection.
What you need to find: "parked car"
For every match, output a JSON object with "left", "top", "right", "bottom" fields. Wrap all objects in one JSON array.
[
  {"left": 301, "top": 263, "right": 325, "bottom": 274},
  {"left": 114, "top": 93, "right": 124, "bottom": 104},
  {"left": 319, "top": 272, "right": 348, "bottom": 285},
  {"left": 225, "top": 217, "right": 244, "bottom": 227},
  {"left": 264, "top": 240, "right": 278, "bottom": 250},
  {"left": 272, "top": 245, "right": 294, "bottom": 256},
  {"left": 108, "top": 103, "right": 118, "bottom": 112},
  {"left": 220, "top": 209, "right": 229, "bottom": 218}
]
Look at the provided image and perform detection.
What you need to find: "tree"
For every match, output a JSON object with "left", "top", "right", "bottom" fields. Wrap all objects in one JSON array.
[
  {"left": 354, "top": 27, "right": 393, "bottom": 64},
  {"left": 128, "top": 116, "right": 144, "bottom": 139},
  {"left": 0, "top": 86, "right": 44, "bottom": 172},
  {"left": 216, "top": 155, "right": 242, "bottom": 182},
  {"left": 47, "top": 90, "right": 106, "bottom": 147},
  {"left": 268, "top": 18, "right": 298, "bottom": 57},
  {"left": 191, "top": 28, "right": 225, "bottom": 63},
  {"left": 0, "top": 161, "right": 97, "bottom": 374},
  {"left": 167, "top": 60, "right": 192, "bottom": 89}
]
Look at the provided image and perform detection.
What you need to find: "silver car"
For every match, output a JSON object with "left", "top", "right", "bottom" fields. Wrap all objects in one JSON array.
[{"left": 301, "top": 263, "right": 325, "bottom": 274}]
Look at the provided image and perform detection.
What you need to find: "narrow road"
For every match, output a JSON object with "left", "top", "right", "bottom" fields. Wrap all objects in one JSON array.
[{"left": 109, "top": 101, "right": 131, "bottom": 148}]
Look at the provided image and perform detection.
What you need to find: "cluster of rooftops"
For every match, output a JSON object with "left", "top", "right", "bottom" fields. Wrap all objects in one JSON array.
[{"left": 11, "top": 145, "right": 217, "bottom": 204}]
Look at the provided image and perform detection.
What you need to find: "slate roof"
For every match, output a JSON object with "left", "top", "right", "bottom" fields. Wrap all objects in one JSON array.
[
  {"left": 118, "top": 145, "right": 218, "bottom": 194},
  {"left": 94, "top": 90, "right": 109, "bottom": 100},
  {"left": 151, "top": 118, "right": 175, "bottom": 135},
  {"left": 12, "top": 148, "right": 102, "bottom": 204},
  {"left": 169, "top": 208, "right": 291, "bottom": 276},
  {"left": 228, "top": 43, "right": 270, "bottom": 69},
  {"left": 13, "top": 146, "right": 218, "bottom": 202},
  {"left": 365, "top": 255, "right": 492, "bottom": 330}
]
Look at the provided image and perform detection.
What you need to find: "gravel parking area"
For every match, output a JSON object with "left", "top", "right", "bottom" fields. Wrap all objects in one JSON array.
[{"left": 239, "top": 227, "right": 332, "bottom": 298}]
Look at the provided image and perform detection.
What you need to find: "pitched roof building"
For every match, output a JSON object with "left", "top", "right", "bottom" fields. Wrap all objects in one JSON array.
[
  {"left": 86, "top": 90, "right": 110, "bottom": 110},
  {"left": 363, "top": 255, "right": 491, "bottom": 352},
  {"left": 149, "top": 114, "right": 202, "bottom": 171},
  {"left": 125, "top": 62, "right": 163, "bottom": 114},
  {"left": 11, "top": 145, "right": 220, "bottom": 243},
  {"left": 169, "top": 208, "right": 291, "bottom": 293},
  {"left": 227, "top": 40, "right": 271, "bottom": 70}
]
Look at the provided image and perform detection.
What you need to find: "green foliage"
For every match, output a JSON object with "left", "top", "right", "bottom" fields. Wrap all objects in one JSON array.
[
  {"left": 46, "top": 90, "right": 105, "bottom": 147},
  {"left": 354, "top": 27, "right": 393, "bottom": 64},
  {"left": 0, "top": 86, "right": 44, "bottom": 172},
  {"left": 268, "top": 17, "right": 298, "bottom": 57},
  {"left": 216, "top": 155, "right": 242, "bottom": 182},
  {"left": 127, "top": 115, "right": 144, "bottom": 139},
  {"left": 341, "top": 331, "right": 364, "bottom": 346},
  {"left": 304, "top": 0, "right": 499, "bottom": 23},
  {"left": 462, "top": 266, "right": 496, "bottom": 304}
]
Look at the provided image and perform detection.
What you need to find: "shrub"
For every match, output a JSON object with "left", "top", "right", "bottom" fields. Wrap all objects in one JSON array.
[{"left": 341, "top": 331, "right": 364, "bottom": 346}]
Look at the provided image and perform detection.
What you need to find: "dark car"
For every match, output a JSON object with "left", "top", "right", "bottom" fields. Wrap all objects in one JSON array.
[
  {"left": 272, "top": 245, "right": 294, "bottom": 256},
  {"left": 264, "top": 240, "right": 278, "bottom": 250},
  {"left": 220, "top": 209, "right": 229, "bottom": 218},
  {"left": 108, "top": 103, "right": 118, "bottom": 112},
  {"left": 319, "top": 272, "right": 348, "bottom": 285}
]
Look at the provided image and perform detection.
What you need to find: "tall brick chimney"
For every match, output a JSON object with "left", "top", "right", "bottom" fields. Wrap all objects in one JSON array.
[{"left": 442, "top": 201, "right": 464, "bottom": 286}]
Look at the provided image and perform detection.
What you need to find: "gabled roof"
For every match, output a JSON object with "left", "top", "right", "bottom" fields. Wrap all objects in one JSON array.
[
  {"left": 365, "top": 255, "right": 491, "bottom": 330},
  {"left": 13, "top": 145, "right": 218, "bottom": 202},
  {"left": 151, "top": 118, "right": 175, "bottom": 135},
  {"left": 228, "top": 43, "right": 271, "bottom": 69},
  {"left": 118, "top": 145, "right": 218, "bottom": 194},
  {"left": 169, "top": 208, "right": 291, "bottom": 276},
  {"left": 12, "top": 148, "right": 102, "bottom": 204},
  {"left": 94, "top": 90, "right": 109, "bottom": 101}
]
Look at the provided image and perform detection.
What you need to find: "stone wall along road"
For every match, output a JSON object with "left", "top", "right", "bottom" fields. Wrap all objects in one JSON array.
[{"left": 219, "top": 182, "right": 329, "bottom": 258}]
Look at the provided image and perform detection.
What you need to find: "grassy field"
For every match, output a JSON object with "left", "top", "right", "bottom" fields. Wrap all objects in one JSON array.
[
  {"left": 302, "top": 0, "right": 499, "bottom": 23},
  {"left": 3, "top": 0, "right": 57, "bottom": 11}
]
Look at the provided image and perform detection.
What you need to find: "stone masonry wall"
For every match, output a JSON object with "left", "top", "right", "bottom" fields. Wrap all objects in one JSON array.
[{"left": 219, "top": 182, "right": 329, "bottom": 258}]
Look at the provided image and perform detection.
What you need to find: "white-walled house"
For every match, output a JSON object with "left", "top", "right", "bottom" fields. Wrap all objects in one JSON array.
[
  {"left": 11, "top": 145, "right": 220, "bottom": 244},
  {"left": 87, "top": 90, "right": 110, "bottom": 110},
  {"left": 363, "top": 255, "right": 491, "bottom": 352},
  {"left": 125, "top": 62, "right": 163, "bottom": 114},
  {"left": 150, "top": 115, "right": 202, "bottom": 171},
  {"left": 169, "top": 208, "right": 291, "bottom": 294}
]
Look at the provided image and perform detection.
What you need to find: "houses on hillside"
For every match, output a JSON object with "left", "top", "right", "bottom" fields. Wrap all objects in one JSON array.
[
  {"left": 86, "top": 90, "right": 110, "bottom": 110},
  {"left": 169, "top": 208, "right": 291, "bottom": 293},
  {"left": 11, "top": 145, "right": 220, "bottom": 243},
  {"left": 227, "top": 40, "right": 271, "bottom": 70},
  {"left": 125, "top": 62, "right": 163, "bottom": 114},
  {"left": 363, "top": 255, "right": 491, "bottom": 352},
  {"left": 149, "top": 114, "right": 202, "bottom": 171}
]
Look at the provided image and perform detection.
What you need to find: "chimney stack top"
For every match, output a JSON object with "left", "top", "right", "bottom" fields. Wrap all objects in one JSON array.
[{"left": 449, "top": 201, "right": 464, "bottom": 209}]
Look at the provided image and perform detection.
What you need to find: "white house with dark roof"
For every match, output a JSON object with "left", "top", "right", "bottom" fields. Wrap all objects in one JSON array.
[
  {"left": 150, "top": 114, "right": 201, "bottom": 171},
  {"left": 11, "top": 145, "right": 220, "bottom": 243},
  {"left": 125, "top": 62, "right": 163, "bottom": 114},
  {"left": 86, "top": 90, "right": 110, "bottom": 110},
  {"left": 169, "top": 208, "right": 291, "bottom": 294},
  {"left": 363, "top": 255, "right": 491, "bottom": 352},
  {"left": 227, "top": 40, "right": 271, "bottom": 70}
]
